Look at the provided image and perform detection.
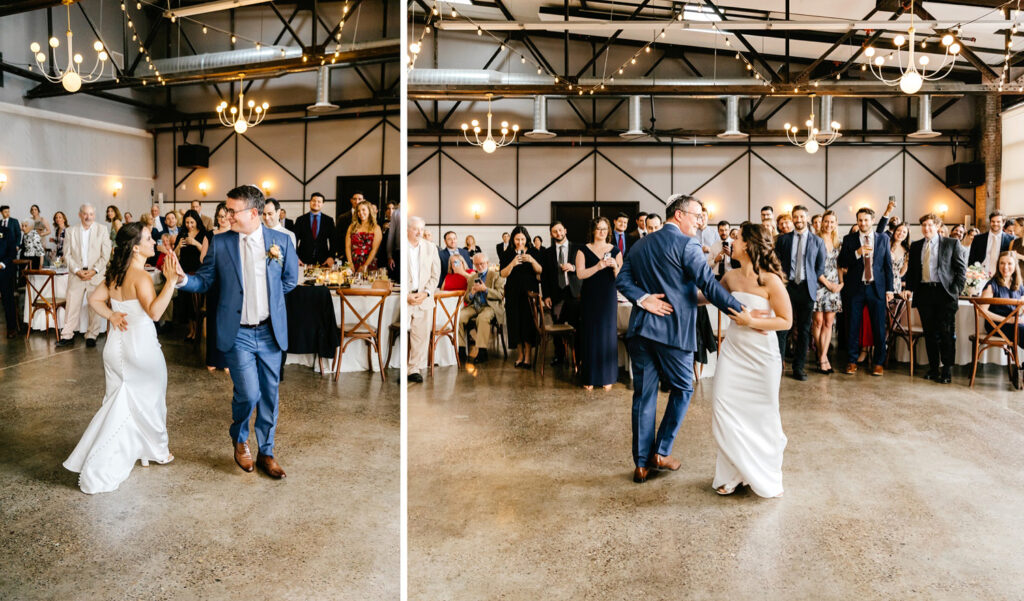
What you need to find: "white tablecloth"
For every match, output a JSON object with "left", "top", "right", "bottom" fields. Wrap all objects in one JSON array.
[
  {"left": 23, "top": 269, "right": 164, "bottom": 333},
  {"left": 892, "top": 299, "right": 1008, "bottom": 366},
  {"left": 285, "top": 291, "right": 460, "bottom": 372}
]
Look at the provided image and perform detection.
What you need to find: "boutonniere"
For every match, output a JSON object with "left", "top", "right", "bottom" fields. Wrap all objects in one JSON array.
[{"left": 266, "top": 243, "right": 283, "bottom": 266}]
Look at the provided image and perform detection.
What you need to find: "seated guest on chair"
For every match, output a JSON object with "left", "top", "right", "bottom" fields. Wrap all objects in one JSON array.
[
  {"left": 294, "top": 192, "right": 335, "bottom": 266},
  {"left": 980, "top": 252, "right": 1024, "bottom": 365},
  {"left": 438, "top": 231, "right": 471, "bottom": 283},
  {"left": 838, "top": 207, "right": 894, "bottom": 376},
  {"left": 541, "top": 221, "right": 581, "bottom": 366},
  {"left": 774, "top": 204, "right": 826, "bottom": 380},
  {"left": 969, "top": 211, "right": 1015, "bottom": 273},
  {"left": 903, "top": 213, "right": 967, "bottom": 384},
  {"left": 459, "top": 252, "right": 504, "bottom": 364},
  {"left": 406, "top": 216, "right": 441, "bottom": 383}
]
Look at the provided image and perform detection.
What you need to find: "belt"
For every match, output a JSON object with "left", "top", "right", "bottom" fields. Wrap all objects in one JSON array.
[{"left": 240, "top": 318, "right": 270, "bottom": 329}]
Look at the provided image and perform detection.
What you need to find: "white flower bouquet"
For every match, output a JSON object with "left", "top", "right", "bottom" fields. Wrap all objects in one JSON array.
[{"left": 962, "top": 262, "right": 990, "bottom": 297}]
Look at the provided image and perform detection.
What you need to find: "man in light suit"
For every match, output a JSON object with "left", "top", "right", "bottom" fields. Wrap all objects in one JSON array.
[
  {"left": 459, "top": 252, "right": 504, "bottom": 364},
  {"left": 57, "top": 204, "right": 112, "bottom": 348},
  {"left": 838, "top": 207, "right": 895, "bottom": 376},
  {"left": 616, "top": 194, "right": 745, "bottom": 484},
  {"left": 172, "top": 185, "right": 298, "bottom": 478},
  {"left": 407, "top": 216, "right": 441, "bottom": 384},
  {"left": 0, "top": 206, "right": 21, "bottom": 338},
  {"left": 774, "top": 204, "right": 827, "bottom": 380},
  {"left": 903, "top": 213, "right": 967, "bottom": 384},
  {"left": 148, "top": 203, "right": 166, "bottom": 236},
  {"left": 968, "top": 210, "right": 1015, "bottom": 274}
]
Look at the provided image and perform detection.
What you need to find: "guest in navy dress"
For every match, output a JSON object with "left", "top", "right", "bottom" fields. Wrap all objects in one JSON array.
[
  {"left": 981, "top": 252, "right": 1024, "bottom": 352},
  {"left": 204, "top": 202, "right": 232, "bottom": 372},
  {"left": 575, "top": 217, "right": 622, "bottom": 390}
]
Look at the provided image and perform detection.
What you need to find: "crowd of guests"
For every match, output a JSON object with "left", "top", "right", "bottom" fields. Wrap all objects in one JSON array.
[
  {"left": 403, "top": 199, "right": 1024, "bottom": 388},
  {"left": 1, "top": 193, "right": 402, "bottom": 355}
]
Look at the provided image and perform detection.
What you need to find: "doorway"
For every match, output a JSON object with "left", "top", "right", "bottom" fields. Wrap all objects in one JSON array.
[
  {"left": 336, "top": 174, "right": 400, "bottom": 224},
  {"left": 551, "top": 201, "right": 640, "bottom": 243}
]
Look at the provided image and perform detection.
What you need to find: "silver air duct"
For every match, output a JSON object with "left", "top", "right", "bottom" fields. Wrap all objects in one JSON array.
[
  {"left": 151, "top": 39, "right": 394, "bottom": 75},
  {"left": 817, "top": 95, "right": 841, "bottom": 139},
  {"left": 717, "top": 96, "right": 748, "bottom": 139},
  {"left": 307, "top": 66, "right": 339, "bottom": 113},
  {"left": 908, "top": 94, "right": 940, "bottom": 138},
  {"left": 620, "top": 95, "right": 646, "bottom": 139},
  {"left": 524, "top": 95, "right": 556, "bottom": 139}
]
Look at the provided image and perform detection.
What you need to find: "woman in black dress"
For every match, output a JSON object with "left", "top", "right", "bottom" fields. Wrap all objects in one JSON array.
[
  {"left": 174, "top": 210, "right": 210, "bottom": 342},
  {"left": 499, "top": 226, "right": 543, "bottom": 368},
  {"left": 575, "top": 217, "right": 622, "bottom": 390},
  {"left": 204, "top": 203, "right": 231, "bottom": 372}
]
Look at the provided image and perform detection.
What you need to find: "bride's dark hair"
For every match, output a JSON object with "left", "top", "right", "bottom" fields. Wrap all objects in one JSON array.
[
  {"left": 105, "top": 222, "right": 147, "bottom": 289},
  {"left": 739, "top": 222, "right": 787, "bottom": 285}
]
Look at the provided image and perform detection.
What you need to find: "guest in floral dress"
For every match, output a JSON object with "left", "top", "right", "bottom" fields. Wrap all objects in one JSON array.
[
  {"left": 345, "top": 200, "right": 382, "bottom": 273},
  {"left": 20, "top": 221, "right": 45, "bottom": 268},
  {"left": 812, "top": 210, "right": 844, "bottom": 374}
]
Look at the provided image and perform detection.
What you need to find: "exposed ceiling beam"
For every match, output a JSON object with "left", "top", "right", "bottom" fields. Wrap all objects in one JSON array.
[
  {"left": 0, "top": 60, "right": 159, "bottom": 111},
  {"left": 911, "top": 3, "right": 1001, "bottom": 82},
  {"left": 0, "top": 0, "right": 79, "bottom": 18},
  {"left": 148, "top": 95, "right": 398, "bottom": 124}
]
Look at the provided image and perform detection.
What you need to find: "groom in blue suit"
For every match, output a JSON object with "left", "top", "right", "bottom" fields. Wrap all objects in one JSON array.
[
  {"left": 616, "top": 195, "right": 745, "bottom": 483},
  {"left": 171, "top": 185, "right": 298, "bottom": 478}
]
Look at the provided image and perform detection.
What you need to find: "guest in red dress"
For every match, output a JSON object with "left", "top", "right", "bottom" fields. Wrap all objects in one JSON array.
[{"left": 345, "top": 200, "right": 382, "bottom": 273}]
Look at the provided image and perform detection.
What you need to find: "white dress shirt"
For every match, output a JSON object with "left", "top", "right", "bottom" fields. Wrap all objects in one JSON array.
[
  {"left": 409, "top": 240, "right": 422, "bottom": 291},
  {"left": 80, "top": 224, "right": 91, "bottom": 267},
  {"left": 240, "top": 227, "right": 270, "bottom": 325},
  {"left": 272, "top": 223, "right": 296, "bottom": 250},
  {"left": 986, "top": 231, "right": 1002, "bottom": 275},
  {"left": 858, "top": 232, "right": 874, "bottom": 282}
]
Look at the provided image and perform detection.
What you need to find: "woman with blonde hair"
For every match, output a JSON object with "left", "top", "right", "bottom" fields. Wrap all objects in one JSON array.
[
  {"left": 811, "top": 210, "right": 844, "bottom": 374},
  {"left": 345, "top": 199, "right": 382, "bottom": 272}
]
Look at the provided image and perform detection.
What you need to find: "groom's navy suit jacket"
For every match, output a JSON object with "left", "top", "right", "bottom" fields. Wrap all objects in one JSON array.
[
  {"left": 179, "top": 225, "right": 298, "bottom": 352},
  {"left": 616, "top": 223, "right": 742, "bottom": 351}
]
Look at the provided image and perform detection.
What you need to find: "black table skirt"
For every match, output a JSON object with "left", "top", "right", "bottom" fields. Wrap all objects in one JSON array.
[{"left": 286, "top": 285, "right": 341, "bottom": 357}]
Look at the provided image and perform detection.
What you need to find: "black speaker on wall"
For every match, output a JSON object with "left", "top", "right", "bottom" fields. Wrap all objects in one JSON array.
[
  {"left": 177, "top": 144, "right": 210, "bottom": 168},
  {"left": 945, "top": 162, "right": 984, "bottom": 189}
]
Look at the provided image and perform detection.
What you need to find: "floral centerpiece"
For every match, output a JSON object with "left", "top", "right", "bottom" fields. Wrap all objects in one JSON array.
[{"left": 962, "top": 262, "right": 990, "bottom": 297}]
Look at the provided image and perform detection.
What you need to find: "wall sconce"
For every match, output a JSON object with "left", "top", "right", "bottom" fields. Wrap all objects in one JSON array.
[
  {"left": 471, "top": 203, "right": 482, "bottom": 220},
  {"left": 261, "top": 180, "right": 272, "bottom": 194},
  {"left": 782, "top": 204, "right": 793, "bottom": 214},
  {"left": 937, "top": 204, "right": 949, "bottom": 218},
  {"left": 705, "top": 203, "right": 715, "bottom": 219},
  {"left": 0, "top": 173, "right": 7, "bottom": 191},
  {"left": 198, "top": 181, "right": 209, "bottom": 197},
  {"left": 112, "top": 181, "right": 123, "bottom": 197}
]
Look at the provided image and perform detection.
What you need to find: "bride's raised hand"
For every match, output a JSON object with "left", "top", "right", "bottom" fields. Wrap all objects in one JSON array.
[{"left": 162, "top": 252, "right": 180, "bottom": 283}]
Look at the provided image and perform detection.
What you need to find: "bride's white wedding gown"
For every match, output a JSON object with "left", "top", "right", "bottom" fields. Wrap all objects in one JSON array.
[
  {"left": 711, "top": 291, "right": 787, "bottom": 498},
  {"left": 64, "top": 298, "right": 170, "bottom": 494}
]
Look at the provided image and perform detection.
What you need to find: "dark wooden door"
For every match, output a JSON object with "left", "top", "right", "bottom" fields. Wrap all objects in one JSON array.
[
  {"left": 336, "top": 174, "right": 399, "bottom": 224},
  {"left": 551, "top": 201, "right": 640, "bottom": 243}
]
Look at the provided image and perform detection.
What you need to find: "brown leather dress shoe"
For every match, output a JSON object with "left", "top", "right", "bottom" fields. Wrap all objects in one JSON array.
[
  {"left": 649, "top": 454, "right": 681, "bottom": 471},
  {"left": 843, "top": 363, "right": 858, "bottom": 375},
  {"left": 871, "top": 365, "right": 884, "bottom": 376},
  {"left": 256, "top": 455, "right": 286, "bottom": 479},
  {"left": 234, "top": 442, "right": 254, "bottom": 472},
  {"left": 633, "top": 466, "right": 649, "bottom": 483}
]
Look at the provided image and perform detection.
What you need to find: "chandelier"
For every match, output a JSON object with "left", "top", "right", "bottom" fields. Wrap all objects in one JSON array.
[
  {"left": 784, "top": 95, "right": 840, "bottom": 154},
  {"left": 460, "top": 95, "right": 519, "bottom": 153},
  {"left": 216, "top": 75, "right": 269, "bottom": 134},
  {"left": 863, "top": 0, "right": 960, "bottom": 94},
  {"left": 29, "top": 3, "right": 108, "bottom": 93}
]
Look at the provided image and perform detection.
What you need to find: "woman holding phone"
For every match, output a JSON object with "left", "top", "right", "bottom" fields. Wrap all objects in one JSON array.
[
  {"left": 575, "top": 217, "right": 622, "bottom": 390},
  {"left": 500, "top": 226, "right": 543, "bottom": 369}
]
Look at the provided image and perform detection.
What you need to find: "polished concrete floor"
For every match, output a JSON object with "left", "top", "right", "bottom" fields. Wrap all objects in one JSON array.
[
  {"left": 0, "top": 331, "right": 399, "bottom": 601},
  {"left": 409, "top": 357, "right": 1024, "bottom": 601}
]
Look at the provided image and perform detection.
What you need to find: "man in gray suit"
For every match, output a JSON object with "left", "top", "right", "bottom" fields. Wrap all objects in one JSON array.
[{"left": 903, "top": 213, "right": 967, "bottom": 384}]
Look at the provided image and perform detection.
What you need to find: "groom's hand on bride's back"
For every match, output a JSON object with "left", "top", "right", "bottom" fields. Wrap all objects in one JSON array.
[{"left": 640, "top": 293, "right": 673, "bottom": 316}]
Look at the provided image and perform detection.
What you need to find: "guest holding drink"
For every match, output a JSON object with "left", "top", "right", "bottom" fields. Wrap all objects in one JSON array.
[
  {"left": 575, "top": 217, "right": 622, "bottom": 390},
  {"left": 346, "top": 200, "right": 382, "bottom": 273},
  {"left": 50, "top": 211, "right": 68, "bottom": 259},
  {"left": 812, "top": 211, "right": 844, "bottom": 374},
  {"left": 839, "top": 207, "right": 895, "bottom": 376},
  {"left": 773, "top": 205, "right": 826, "bottom": 380},
  {"left": 499, "top": 226, "right": 543, "bottom": 369},
  {"left": 903, "top": 213, "right": 967, "bottom": 384}
]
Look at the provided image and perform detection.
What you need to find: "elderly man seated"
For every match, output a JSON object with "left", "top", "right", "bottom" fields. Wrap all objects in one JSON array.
[{"left": 457, "top": 252, "right": 505, "bottom": 364}]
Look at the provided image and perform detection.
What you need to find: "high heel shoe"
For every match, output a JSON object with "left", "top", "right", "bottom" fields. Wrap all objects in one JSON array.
[{"left": 141, "top": 454, "right": 174, "bottom": 467}]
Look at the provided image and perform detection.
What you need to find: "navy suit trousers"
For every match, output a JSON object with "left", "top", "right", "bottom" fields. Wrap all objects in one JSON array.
[{"left": 628, "top": 335, "right": 694, "bottom": 468}]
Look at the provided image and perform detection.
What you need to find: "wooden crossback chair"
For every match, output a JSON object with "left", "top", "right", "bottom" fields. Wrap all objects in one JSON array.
[
  {"left": 428, "top": 289, "right": 466, "bottom": 376},
  {"left": 24, "top": 269, "right": 65, "bottom": 341},
  {"left": 967, "top": 297, "right": 1024, "bottom": 389},
  {"left": 333, "top": 288, "right": 390, "bottom": 382},
  {"left": 885, "top": 296, "right": 924, "bottom": 376},
  {"left": 526, "top": 290, "right": 576, "bottom": 376}
]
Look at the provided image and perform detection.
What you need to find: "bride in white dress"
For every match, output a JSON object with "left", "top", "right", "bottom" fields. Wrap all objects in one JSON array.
[
  {"left": 64, "top": 223, "right": 178, "bottom": 494},
  {"left": 714, "top": 222, "right": 793, "bottom": 498}
]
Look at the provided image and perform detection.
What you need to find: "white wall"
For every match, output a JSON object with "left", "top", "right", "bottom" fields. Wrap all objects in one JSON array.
[{"left": 1003, "top": 102, "right": 1024, "bottom": 217}]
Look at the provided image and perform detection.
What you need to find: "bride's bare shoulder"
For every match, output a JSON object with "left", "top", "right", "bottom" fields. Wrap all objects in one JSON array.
[{"left": 760, "top": 272, "right": 787, "bottom": 292}]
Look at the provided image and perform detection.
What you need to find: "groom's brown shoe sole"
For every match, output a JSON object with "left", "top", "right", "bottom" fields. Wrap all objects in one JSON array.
[
  {"left": 649, "top": 454, "right": 682, "bottom": 471},
  {"left": 633, "top": 467, "right": 650, "bottom": 483},
  {"left": 234, "top": 442, "right": 254, "bottom": 472},
  {"left": 257, "top": 455, "right": 286, "bottom": 479}
]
